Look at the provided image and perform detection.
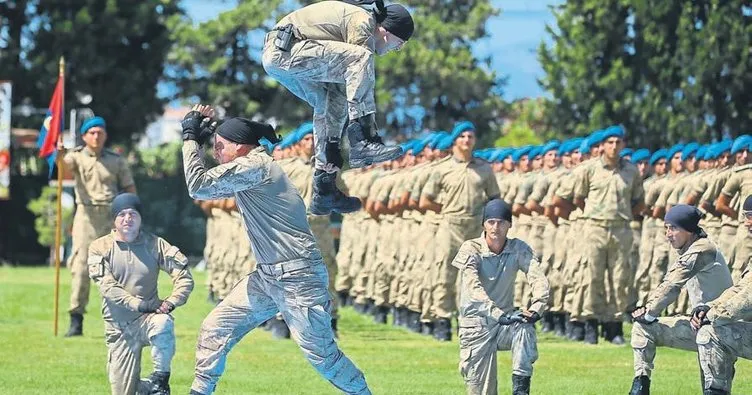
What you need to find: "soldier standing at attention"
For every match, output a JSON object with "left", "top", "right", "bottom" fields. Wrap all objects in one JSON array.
[{"left": 58, "top": 116, "right": 136, "bottom": 337}]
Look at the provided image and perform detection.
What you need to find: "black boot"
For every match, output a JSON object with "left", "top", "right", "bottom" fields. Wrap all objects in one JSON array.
[
  {"left": 629, "top": 375, "right": 650, "bottom": 395},
  {"left": 540, "top": 312, "right": 554, "bottom": 333},
  {"left": 373, "top": 305, "right": 389, "bottom": 324},
  {"left": 407, "top": 311, "right": 422, "bottom": 333},
  {"left": 569, "top": 321, "right": 585, "bottom": 341},
  {"left": 65, "top": 313, "right": 83, "bottom": 337},
  {"left": 346, "top": 115, "right": 403, "bottom": 168},
  {"left": 189, "top": 390, "right": 205, "bottom": 395},
  {"left": 584, "top": 319, "right": 599, "bottom": 345},
  {"left": 365, "top": 299, "right": 375, "bottom": 315},
  {"left": 609, "top": 321, "right": 625, "bottom": 345},
  {"left": 270, "top": 317, "right": 290, "bottom": 340},
  {"left": 139, "top": 371, "right": 170, "bottom": 395},
  {"left": 512, "top": 374, "right": 531, "bottom": 395},
  {"left": 310, "top": 170, "right": 361, "bottom": 215},
  {"left": 553, "top": 313, "right": 567, "bottom": 337},
  {"left": 353, "top": 302, "right": 366, "bottom": 314},
  {"left": 704, "top": 388, "right": 729, "bottom": 395},
  {"left": 391, "top": 307, "right": 400, "bottom": 327},
  {"left": 336, "top": 291, "right": 349, "bottom": 307},
  {"left": 346, "top": 295, "right": 355, "bottom": 307},
  {"left": 433, "top": 318, "right": 452, "bottom": 342},
  {"left": 421, "top": 321, "right": 434, "bottom": 336}
]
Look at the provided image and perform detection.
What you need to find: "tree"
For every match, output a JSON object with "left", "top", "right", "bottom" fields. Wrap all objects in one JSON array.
[
  {"left": 538, "top": 0, "right": 751, "bottom": 149},
  {"left": 3, "top": 0, "right": 182, "bottom": 145}
]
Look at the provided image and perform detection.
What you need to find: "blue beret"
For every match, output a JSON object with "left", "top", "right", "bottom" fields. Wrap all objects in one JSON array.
[
  {"left": 731, "top": 135, "right": 751, "bottom": 154},
  {"left": 579, "top": 138, "right": 592, "bottom": 154},
  {"left": 541, "top": 140, "right": 561, "bottom": 156},
  {"left": 716, "top": 139, "right": 732, "bottom": 154},
  {"left": 295, "top": 122, "right": 313, "bottom": 139},
  {"left": 492, "top": 148, "right": 512, "bottom": 162},
  {"left": 601, "top": 125, "right": 626, "bottom": 140},
  {"left": 411, "top": 139, "right": 428, "bottom": 155},
  {"left": 511, "top": 146, "right": 532, "bottom": 163},
  {"left": 428, "top": 131, "right": 449, "bottom": 149},
  {"left": 682, "top": 142, "right": 700, "bottom": 159},
  {"left": 695, "top": 145, "right": 708, "bottom": 161},
  {"left": 277, "top": 130, "right": 298, "bottom": 149},
  {"left": 649, "top": 149, "right": 668, "bottom": 165},
  {"left": 80, "top": 116, "right": 106, "bottom": 134},
  {"left": 258, "top": 137, "right": 277, "bottom": 153},
  {"left": 667, "top": 143, "right": 685, "bottom": 160},
  {"left": 631, "top": 148, "right": 650, "bottom": 163},
  {"left": 528, "top": 146, "right": 543, "bottom": 159},
  {"left": 619, "top": 148, "right": 633, "bottom": 158},
  {"left": 435, "top": 134, "right": 455, "bottom": 151},
  {"left": 588, "top": 130, "right": 606, "bottom": 145},
  {"left": 446, "top": 121, "right": 476, "bottom": 145},
  {"left": 561, "top": 138, "right": 584, "bottom": 155}
]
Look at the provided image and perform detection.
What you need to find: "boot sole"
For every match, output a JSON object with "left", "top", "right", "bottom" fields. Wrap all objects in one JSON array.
[{"left": 349, "top": 148, "right": 403, "bottom": 168}]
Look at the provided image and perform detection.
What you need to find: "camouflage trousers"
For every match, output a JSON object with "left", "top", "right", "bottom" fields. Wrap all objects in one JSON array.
[
  {"left": 634, "top": 221, "right": 658, "bottom": 307},
  {"left": 406, "top": 219, "right": 441, "bottom": 322},
  {"left": 392, "top": 217, "right": 421, "bottom": 308},
  {"left": 334, "top": 215, "right": 358, "bottom": 293},
  {"left": 513, "top": 223, "right": 532, "bottom": 309},
  {"left": 105, "top": 314, "right": 175, "bottom": 395},
  {"left": 631, "top": 316, "right": 697, "bottom": 378},
  {"left": 69, "top": 204, "right": 112, "bottom": 314},
  {"left": 697, "top": 321, "right": 752, "bottom": 392},
  {"left": 367, "top": 217, "right": 396, "bottom": 307},
  {"left": 580, "top": 220, "right": 633, "bottom": 321},
  {"left": 432, "top": 217, "right": 481, "bottom": 319},
  {"left": 548, "top": 222, "right": 569, "bottom": 313},
  {"left": 262, "top": 33, "right": 376, "bottom": 169},
  {"left": 191, "top": 262, "right": 370, "bottom": 395},
  {"left": 717, "top": 224, "right": 738, "bottom": 270},
  {"left": 351, "top": 219, "right": 380, "bottom": 304},
  {"left": 458, "top": 316, "right": 538, "bottom": 395},
  {"left": 310, "top": 215, "right": 339, "bottom": 319}
]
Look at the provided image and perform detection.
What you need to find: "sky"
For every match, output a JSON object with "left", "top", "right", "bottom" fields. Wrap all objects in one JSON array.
[{"left": 180, "top": 0, "right": 563, "bottom": 100}]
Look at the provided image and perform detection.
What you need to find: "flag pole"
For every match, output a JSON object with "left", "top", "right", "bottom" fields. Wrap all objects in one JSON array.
[{"left": 53, "top": 56, "right": 65, "bottom": 336}]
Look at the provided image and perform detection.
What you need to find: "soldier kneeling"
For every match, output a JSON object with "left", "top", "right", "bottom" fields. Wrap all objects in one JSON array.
[
  {"left": 88, "top": 193, "right": 194, "bottom": 394},
  {"left": 455, "top": 199, "right": 550, "bottom": 395}
]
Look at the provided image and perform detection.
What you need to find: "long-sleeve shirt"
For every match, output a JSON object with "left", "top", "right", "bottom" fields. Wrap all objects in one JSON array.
[
  {"left": 88, "top": 231, "right": 194, "bottom": 324},
  {"left": 454, "top": 236, "right": 550, "bottom": 323},
  {"left": 707, "top": 265, "right": 752, "bottom": 323},
  {"left": 182, "top": 141, "right": 322, "bottom": 265},
  {"left": 645, "top": 237, "right": 732, "bottom": 316}
]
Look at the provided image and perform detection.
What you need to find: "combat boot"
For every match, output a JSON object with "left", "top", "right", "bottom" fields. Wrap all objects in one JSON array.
[
  {"left": 65, "top": 313, "right": 83, "bottom": 337},
  {"left": 629, "top": 375, "right": 650, "bottom": 395},
  {"left": 189, "top": 390, "right": 205, "bottom": 395},
  {"left": 421, "top": 321, "right": 434, "bottom": 336},
  {"left": 569, "top": 321, "right": 585, "bottom": 341},
  {"left": 353, "top": 301, "right": 367, "bottom": 314},
  {"left": 347, "top": 115, "right": 403, "bottom": 168},
  {"left": 373, "top": 305, "right": 389, "bottom": 324},
  {"left": 704, "top": 388, "right": 729, "bottom": 395},
  {"left": 310, "top": 170, "right": 361, "bottom": 216},
  {"left": 139, "top": 371, "right": 170, "bottom": 395},
  {"left": 336, "top": 291, "right": 349, "bottom": 307},
  {"left": 584, "top": 319, "right": 599, "bottom": 345},
  {"left": 365, "top": 299, "right": 375, "bottom": 315},
  {"left": 609, "top": 321, "right": 626, "bottom": 345},
  {"left": 553, "top": 313, "right": 567, "bottom": 338},
  {"left": 407, "top": 310, "right": 422, "bottom": 333},
  {"left": 433, "top": 318, "right": 452, "bottom": 342},
  {"left": 540, "top": 312, "right": 554, "bottom": 333},
  {"left": 270, "top": 317, "right": 290, "bottom": 340},
  {"left": 512, "top": 374, "right": 531, "bottom": 395}
]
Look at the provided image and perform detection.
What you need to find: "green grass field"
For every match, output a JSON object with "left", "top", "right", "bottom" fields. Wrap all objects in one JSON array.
[{"left": 1, "top": 267, "right": 750, "bottom": 394}]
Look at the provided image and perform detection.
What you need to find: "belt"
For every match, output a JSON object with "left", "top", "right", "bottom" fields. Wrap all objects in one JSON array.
[
  {"left": 257, "top": 258, "right": 315, "bottom": 277},
  {"left": 585, "top": 218, "right": 629, "bottom": 227}
]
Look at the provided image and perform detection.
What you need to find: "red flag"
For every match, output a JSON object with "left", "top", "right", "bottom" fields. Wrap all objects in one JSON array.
[{"left": 37, "top": 76, "right": 64, "bottom": 176}]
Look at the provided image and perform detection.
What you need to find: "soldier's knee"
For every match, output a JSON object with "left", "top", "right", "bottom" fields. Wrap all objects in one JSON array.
[
  {"left": 152, "top": 313, "right": 175, "bottom": 333},
  {"left": 695, "top": 325, "right": 715, "bottom": 348},
  {"left": 630, "top": 322, "right": 651, "bottom": 348}
]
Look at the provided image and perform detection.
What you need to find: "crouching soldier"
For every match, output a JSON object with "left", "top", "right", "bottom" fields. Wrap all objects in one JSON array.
[
  {"left": 88, "top": 193, "right": 194, "bottom": 394},
  {"left": 455, "top": 199, "right": 550, "bottom": 395}
]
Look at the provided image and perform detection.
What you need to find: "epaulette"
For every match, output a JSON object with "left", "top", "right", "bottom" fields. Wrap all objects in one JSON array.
[
  {"left": 72, "top": 145, "right": 85, "bottom": 152},
  {"left": 733, "top": 163, "right": 752, "bottom": 173}
]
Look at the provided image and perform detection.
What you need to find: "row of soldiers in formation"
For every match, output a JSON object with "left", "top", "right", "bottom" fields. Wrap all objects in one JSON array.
[{"left": 197, "top": 121, "right": 752, "bottom": 345}]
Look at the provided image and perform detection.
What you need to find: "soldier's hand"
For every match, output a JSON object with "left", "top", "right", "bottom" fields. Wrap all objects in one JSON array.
[
  {"left": 182, "top": 104, "right": 216, "bottom": 144},
  {"left": 521, "top": 310, "right": 541, "bottom": 324},
  {"left": 690, "top": 305, "right": 711, "bottom": 330},
  {"left": 631, "top": 306, "right": 657, "bottom": 325},
  {"left": 137, "top": 299, "right": 159, "bottom": 313},
  {"left": 155, "top": 300, "right": 175, "bottom": 314}
]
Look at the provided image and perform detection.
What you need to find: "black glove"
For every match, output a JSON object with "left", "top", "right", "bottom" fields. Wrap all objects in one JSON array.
[
  {"left": 690, "top": 305, "right": 711, "bottom": 329},
  {"left": 496, "top": 314, "right": 517, "bottom": 326},
  {"left": 508, "top": 310, "right": 541, "bottom": 324},
  {"left": 137, "top": 299, "right": 158, "bottom": 313},
  {"left": 633, "top": 312, "right": 657, "bottom": 325},
  {"left": 156, "top": 300, "right": 175, "bottom": 314},
  {"left": 524, "top": 311, "right": 541, "bottom": 324},
  {"left": 182, "top": 111, "right": 217, "bottom": 144}
]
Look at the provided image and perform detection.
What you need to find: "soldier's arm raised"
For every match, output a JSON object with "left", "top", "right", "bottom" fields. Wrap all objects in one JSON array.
[{"left": 182, "top": 140, "right": 268, "bottom": 200}]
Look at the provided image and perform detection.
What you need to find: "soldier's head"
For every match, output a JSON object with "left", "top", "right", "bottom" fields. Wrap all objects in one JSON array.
[
  {"left": 529, "top": 147, "right": 543, "bottom": 170},
  {"left": 111, "top": 193, "right": 142, "bottom": 242},
  {"left": 295, "top": 124, "right": 314, "bottom": 159},
  {"left": 631, "top": 148, "right": 650, "bottom": 178},
  {"left": 374, "top": 4, "right": 414, "bottom": 55},
  {"left": 482, "top": 199, "right": 513, "bottom": 245},
  {"left": 743, "top": 195, "right": 752, "bottom": 234},
  {"left": 650, "top": 149, "right": 668, "bottom": 176},
  {"left": 450, "top": 121, "right": 476, "bottom": 155},
  {"left": 682, "top": 143, "right": 700, "bottom": 172},
  {"left": 541, "top": 141, "right": 560, "bottom": 170},
  {"left": 213, "top": 117, "right": 279, "bottom": 164},
  {"left": 664, "top": 204, "right": 705, "bottom": 250},
  {"left": 601, "top": 126, "right": 626, "bottom": 161},
  {"left": 80, "top": 116, "right": 107, "bottom": 151},
  {"left": 731, "top": 135, "right": 751, "bottom": 166},
  {"left": 667, "top": 144, "right": 684, "bottom": 173}
]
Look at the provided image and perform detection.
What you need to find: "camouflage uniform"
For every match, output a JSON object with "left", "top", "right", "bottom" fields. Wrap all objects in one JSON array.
[
  {"left": 720, "top": 164, "right": 752, "bottom": 282},
  {"left": 703, "top": 166, "right": 740, "bottom": 267},
  {"left": 88, "top": 231, "right": 194, "bottom": 395},
  {"left": 63, "top": 146, "right": 135, "bottom": 315},
  {"left": 334, "top": 169, "right": 361, "bottom": 295},
  {"left": 182, "top": 141, "right": 370, "bottom": 395},
  {"left": 262, "top": 1, "right": 377, "bottom": 169},
  {"left": 573, "top": 156, "right": 644, "bottom": 322},
  {"left": 634, "top": 174, "right": 666, "bottom": 306},
  {"left": 455, "top": 237, "right": 549, "bottom": 395},
  {"left": 631, "top": 237, "right": 732, "bottom": 378},
  {"left": 696, "top": 263, "right": 752, "bottom": 393}
]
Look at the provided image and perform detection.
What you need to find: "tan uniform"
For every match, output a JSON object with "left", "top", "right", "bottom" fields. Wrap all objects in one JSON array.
[
  {"left": 182, "top": 141, "right": 370, "bottom": 394},
  {"left": 704, "top": 166, "right": 739, "bottom": 264},
  {"left": 368, "top": 170, "right": 399, "bottom": 308},
  {"left": 631, "top": 237, "right": 732, "bottom": 378},
  {"left": 209, "top": 207, "right": 236, "bottom": 300},
  {"left": 455, "top": 236, "right": 549, "bottom": 395},
  {"left": 351, "top": 168, "right": 383, "bottom": 304},
  {"left": 335, "top": 169, "right": 361, "bottom": 295},
  {"left": 421, "top": 156, "right": 500, "bottom": 320},
  {"left": 555, "top": 164, "right": 587, "bottom": 319},
  {"left": 88, "top": 231, "right": 194, "bottom": 395},
  {"left": 634, "top": 174, "right": 665, "bottom": 306},
  {"left": 262, "top": 1, "right": 377, "bottom": 169},
  {"left": 660, "top": 171, "right": 694, "bottom": 315},
  {"left": 696, "top": 263, "right": 752, "bottom": 392},
  {"left": 64, "top": 146, "right": 135, "bottom": 315},
  {"left": 574, "top": 156, "right": 643, "bottom": 321},
  {"left": 720, "top": 164, "right": 752, "bottom": 282}
]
